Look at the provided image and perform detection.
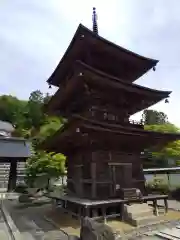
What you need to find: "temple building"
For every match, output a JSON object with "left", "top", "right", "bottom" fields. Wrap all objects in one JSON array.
[
  {"left": 0, "top": 120, "right": 31, "bottom": 191},
  {"left": 42, "top": 8, "right": 180, "bottom": 220}
]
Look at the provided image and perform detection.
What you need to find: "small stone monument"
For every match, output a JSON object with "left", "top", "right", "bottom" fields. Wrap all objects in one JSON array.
[{"left": 80, "top": 217, "right": 121, "bottom": 240}]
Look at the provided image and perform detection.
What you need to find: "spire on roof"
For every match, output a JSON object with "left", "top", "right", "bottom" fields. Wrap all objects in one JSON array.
[{"left": 92, "top": 7, "right": 98, "bottom": 34}]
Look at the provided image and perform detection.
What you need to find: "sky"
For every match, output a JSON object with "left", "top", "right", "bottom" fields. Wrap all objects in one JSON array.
[{"left": 0, "top": 0, "right": 180, "bottom": 126}]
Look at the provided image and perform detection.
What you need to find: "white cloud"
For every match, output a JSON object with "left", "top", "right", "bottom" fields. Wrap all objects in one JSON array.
[{"left": 0, "top": 0, "right": 179, "bottom": 126}]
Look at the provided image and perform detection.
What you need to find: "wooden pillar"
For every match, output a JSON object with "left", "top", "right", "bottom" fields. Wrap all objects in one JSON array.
[
  {"left": 91, "top": 162, "right": 96, "bottom": 199},
  {"left": 153, "top": 199, "right": 159, "bottom": 216},
  {"left": 164, "top": 198, "right": 168, "bottom": 213},
  {"left": 112, "top": 166, "right": 116, "bottom": 196},
  {"left": 84, "top": 205, "right": 90, "bottom": 217},
  {"left": 74, "top": 165, "right": 83, "bottom": 197},
  {"left": 7, "top": 160, "right": 17, "bottom": 192},
  {"left": 124, "top": 165, "right": 132, "bottom": 188},
  {"left": 120, "top": 203, "right": 125, "bottom": 221}
]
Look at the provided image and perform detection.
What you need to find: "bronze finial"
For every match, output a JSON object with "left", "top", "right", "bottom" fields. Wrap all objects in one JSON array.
[{"left": 92, "top": 7, "right": 98, "bottom": 34}]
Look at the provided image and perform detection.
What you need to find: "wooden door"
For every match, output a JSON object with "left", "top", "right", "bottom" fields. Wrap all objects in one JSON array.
[{"left": 109, "top": 163, "right": 132, "bottom": 197}]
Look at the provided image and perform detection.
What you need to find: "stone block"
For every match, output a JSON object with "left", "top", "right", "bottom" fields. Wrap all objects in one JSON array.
[
  {"left": 18, "top": 194, "right": 33, "bottom": 203},
  {"left": 80, "top": 217, "right": 121, "bottom": 240},
  {"left": 124, "top": 203, "right": 158, "bottom": 227},
  {"left": 130, "top": 215, "right": 158, "bottom": 227}
]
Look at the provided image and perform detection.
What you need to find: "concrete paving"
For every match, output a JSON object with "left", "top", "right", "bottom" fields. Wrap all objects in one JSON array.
[
  {"left": 0, "top": 209, "right": 11, "bottom": 240},
  {"left": 4, "top": 200, "right": 68, "bottom": 240},
  {"left": 158, "top": 199, "right": 180, "bottom": 210}
]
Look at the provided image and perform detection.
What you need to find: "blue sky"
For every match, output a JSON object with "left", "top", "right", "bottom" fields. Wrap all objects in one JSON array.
[{"left": 0, "top": 0, "right": 180, "bottom": 126}]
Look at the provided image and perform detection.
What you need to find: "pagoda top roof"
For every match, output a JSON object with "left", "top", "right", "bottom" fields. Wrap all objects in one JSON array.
[
  {"left": 47, "top": 24, "right": 158, "bottom": 87},
  {"left": 40, "top": 116, "right": 180, "bottom": 154},
  {"left": 45, "top": 61, "right": 171, "bottom": 115}
]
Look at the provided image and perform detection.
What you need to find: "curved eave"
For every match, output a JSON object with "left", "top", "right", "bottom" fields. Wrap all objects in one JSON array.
[
  {"left": 76, "top": 61, "right": 171, "bottom": 97},
  {"left": 47, "top": 24, "right": 158, "bottom": 87},
  {"left": 40, "top": 117, "right": 180, "bottom": 153},
  {"left": 45, "top": 62, "right": 171, "bottom": 115},
  {"left": 74, "top": 116, "right": 180, "bottom": 141}
]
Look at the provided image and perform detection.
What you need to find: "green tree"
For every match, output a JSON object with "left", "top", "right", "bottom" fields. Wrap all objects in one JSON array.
[
  {"left": 0, "top": 91, "right": 52, "bottom": 137},
  {"left": 43, "top": 93, "right": 51, "bottom": 104},
  {"left": 145, "top": 123, "right": 179, "bottom": 133},
  {"left": 25, "top": 90, "right": 46, "bottom": 129},
  {"left": 144, "top": 123, "right": 180, "bottom": 164},
  {"left": 0, "top": 95, "right": 27, "bottom": 128},
  {"left": 142, "top": 109, "right": 168, "bottom": 125},
  {"left": 25, "top": 150, "right": 66, "bottom": 186},
  {"left": 32, "top": 116, "right": 65, "bottom": 149}
]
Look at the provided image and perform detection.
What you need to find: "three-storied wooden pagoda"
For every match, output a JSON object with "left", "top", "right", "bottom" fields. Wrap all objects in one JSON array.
[{"left": 43, "top": 9, "right": 180, "bottom": 203}]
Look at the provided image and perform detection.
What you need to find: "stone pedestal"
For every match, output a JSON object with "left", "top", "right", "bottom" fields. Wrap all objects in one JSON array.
[{"left": 124, "top": 203, "right": 158, "bottom": 227}]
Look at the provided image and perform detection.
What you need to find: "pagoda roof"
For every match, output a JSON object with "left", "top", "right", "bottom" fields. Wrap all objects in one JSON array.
[
  {"left": 47, "top": 24, "right": 158, "bottom": 87},
  {"left": 45, "top": 61, "right": 171, "bottom": 116},
  {"left": 41, "top": 116, "right": 180, "bottom": 154}
]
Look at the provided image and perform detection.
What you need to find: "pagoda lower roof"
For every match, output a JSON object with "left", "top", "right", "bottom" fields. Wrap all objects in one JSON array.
[
  {"left": 40, "top": 116, "right": 180, "bottom": 154},
  {"left": 47, "top": 24, "right": 158, "bottom": 87},
  {"left": 45, "top": 61, "right": 171, "bottom": 115}
]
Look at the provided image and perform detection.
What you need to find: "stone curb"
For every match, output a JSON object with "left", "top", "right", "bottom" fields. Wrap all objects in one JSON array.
[{"left": 1, "top": 201, "right": 22, "bottom": 240}]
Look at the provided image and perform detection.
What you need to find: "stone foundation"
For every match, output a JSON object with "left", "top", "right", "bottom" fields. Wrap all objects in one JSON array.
[{"left": 124, "top": 203, "right": 159, "bottom": 227}]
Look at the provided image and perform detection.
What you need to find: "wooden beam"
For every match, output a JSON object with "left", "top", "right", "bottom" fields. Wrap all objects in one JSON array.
[
  {"left": 7, "top": 160, "right": 17, "bottom": 192},
  {"left": 91, "top": 162, "right": 97, "bottom": 199}
]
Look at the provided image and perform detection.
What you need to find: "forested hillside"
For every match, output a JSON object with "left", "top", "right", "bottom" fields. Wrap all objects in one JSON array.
[
  {"left": 0, "top": 90, "right": 66, "bottom": 183},
  {"left": 0, "top": 90, "right": 67, "bottom": 142}
]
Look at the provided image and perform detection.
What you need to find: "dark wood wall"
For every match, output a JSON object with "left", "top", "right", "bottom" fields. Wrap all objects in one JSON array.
[{"left": 67, "top": 150, "right": 146, "bottom": 199}]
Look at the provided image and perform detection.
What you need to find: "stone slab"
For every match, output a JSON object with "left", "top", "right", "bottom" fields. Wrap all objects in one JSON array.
[
  {"left": 156, "top": 232, "right": 179, "bottom": 240},
  {"left": 160, "top": 228, "right": 180, "bottom": 239},
  {"left": 21, "top": 232, "right": 35, "bottom": 240},
  {"left": 0, "top": 230, "right": 10, "bottom": 240}
]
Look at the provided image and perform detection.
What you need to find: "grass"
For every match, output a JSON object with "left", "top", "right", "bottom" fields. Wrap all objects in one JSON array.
[{"left": 46, "top": 208, "right": 81, "bottom": 236}]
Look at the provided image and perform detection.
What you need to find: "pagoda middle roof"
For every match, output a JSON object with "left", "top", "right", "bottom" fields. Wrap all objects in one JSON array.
[
  {"left": 47, "top": 24, "right": 158, "bottom": 87},
  {"left": 45, "top": 61, "right": 171, "bottom": 115}
]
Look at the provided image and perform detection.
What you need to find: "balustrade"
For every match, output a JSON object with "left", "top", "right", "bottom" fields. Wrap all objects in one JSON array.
[{"left": 88, "top": 106, "right": 144, "bottom": 127}]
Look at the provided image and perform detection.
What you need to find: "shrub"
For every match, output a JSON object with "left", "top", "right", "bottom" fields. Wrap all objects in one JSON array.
[{"left": 146, "top": 181, "right": 170, "bottom": 195}]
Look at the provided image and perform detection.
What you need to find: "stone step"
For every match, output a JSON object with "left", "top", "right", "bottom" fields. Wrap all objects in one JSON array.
[
  {"left": 128, "top": 209, "right": 154, "bottom": 219},
  {"left": 130, "top": 214, "right": 159, "bottom": 227},
  {"left": 125, "top": 203, "right": 150, "bottom": 210},
  {"left": 125, "top": 204, "right": 153, "bottom": 213},
  {"left": 125, "top": 203, "right": 155, "bottom": 219}
]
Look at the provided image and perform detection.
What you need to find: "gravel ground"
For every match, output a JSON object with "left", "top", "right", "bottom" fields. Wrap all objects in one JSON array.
[
  {"left": 4, "top": 199, "right": 180, "bottom": 240},
  {"left": 122, "top": 219, "right": 180, "bottom": 239}
]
